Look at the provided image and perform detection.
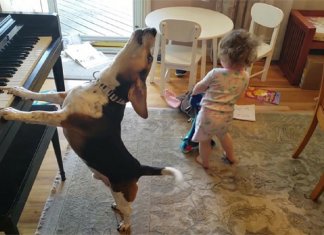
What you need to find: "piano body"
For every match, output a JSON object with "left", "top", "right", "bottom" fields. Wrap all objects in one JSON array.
[{"left": 0, "top": 12, "right": 65, "bottom": 234}]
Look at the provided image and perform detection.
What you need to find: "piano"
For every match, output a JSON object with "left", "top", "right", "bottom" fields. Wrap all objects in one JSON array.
[{"left": 0, "top": 12, "right": 65, "bottom": 234}]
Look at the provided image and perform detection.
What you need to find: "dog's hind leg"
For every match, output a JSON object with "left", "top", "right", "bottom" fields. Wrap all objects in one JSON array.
[
  {"left": 110, "top": 182, "right": 138, "bottom": 233},
  {"left": 0, "top": 107, "right": 67, "bottom": 126},
  {"left": 0, "top": 86, "right": 67, "bottom": 105},
  {"left": 111, "top": 191, "right": 132, "bottom": 232}
]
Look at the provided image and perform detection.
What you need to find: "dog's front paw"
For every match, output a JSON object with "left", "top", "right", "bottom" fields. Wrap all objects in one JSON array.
[
  {"left": 117, "top": 221, "right": 131, "bottom": 234},
  {"left": 0, "top": 86, "right": 27, "bottom": 97},
  {"left": 0, "top": 107, "right": 17, "bottom": 121}
]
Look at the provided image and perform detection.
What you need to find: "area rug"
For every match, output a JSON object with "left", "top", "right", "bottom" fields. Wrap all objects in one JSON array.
[{"left": 36, "top": 108, "right": 324, "bottom": 235}]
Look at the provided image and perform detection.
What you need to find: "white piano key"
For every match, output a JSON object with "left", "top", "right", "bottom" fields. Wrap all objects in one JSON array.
[{"left": 0, "top": 93, "right": 13, "bottom": 108}]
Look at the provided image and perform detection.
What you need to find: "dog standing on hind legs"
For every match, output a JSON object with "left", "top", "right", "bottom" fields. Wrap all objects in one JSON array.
[{"left": 0, "top": 28, "right": 183, "bottom": 233}]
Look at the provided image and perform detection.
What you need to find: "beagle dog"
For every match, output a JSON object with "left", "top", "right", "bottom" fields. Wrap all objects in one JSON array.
[{"left": 0, "top": 28, "right": 183, "bottom": 233}]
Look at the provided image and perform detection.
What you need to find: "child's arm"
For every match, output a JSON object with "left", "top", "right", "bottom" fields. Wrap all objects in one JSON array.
[
  {"left": 192, "top": 69, "right": 214, "bottom": 95},
  {"left": 192, "top": 81, "right": 208, "bottom": 95}
]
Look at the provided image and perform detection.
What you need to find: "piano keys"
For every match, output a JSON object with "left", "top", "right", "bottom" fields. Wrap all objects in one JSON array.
[{"left": 0, "top": 36, "right": 52, "bottom": 107}]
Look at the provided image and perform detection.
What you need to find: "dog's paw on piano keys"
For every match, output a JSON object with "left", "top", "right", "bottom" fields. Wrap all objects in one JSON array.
[
  {"left": 0, "top": 107, "right": 18, "bottom": 122},
  {"left": 0, "top": 86, "right": 31, "bottom": 98}
]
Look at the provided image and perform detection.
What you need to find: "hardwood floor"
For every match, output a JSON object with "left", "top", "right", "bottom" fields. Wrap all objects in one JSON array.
[{"left": 12, "top": 61, "right": 320, "bottom": 235}]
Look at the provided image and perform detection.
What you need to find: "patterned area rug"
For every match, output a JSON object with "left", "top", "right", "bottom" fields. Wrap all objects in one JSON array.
[{"left": 36, "top": 108, "right": 324, "bottom": 235}]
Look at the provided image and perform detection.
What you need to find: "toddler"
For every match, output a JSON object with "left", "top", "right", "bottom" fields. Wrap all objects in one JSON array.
[{"left": 191, "top": 29, "right": 260, "bottom": 169}]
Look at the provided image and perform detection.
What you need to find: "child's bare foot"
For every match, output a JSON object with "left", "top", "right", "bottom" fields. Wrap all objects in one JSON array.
[
  {"left": 195, "top": 155, "right": 209, "bottom": 169},
  {"left": 221, "top": 152, "right": 238, "bottom": 165}
]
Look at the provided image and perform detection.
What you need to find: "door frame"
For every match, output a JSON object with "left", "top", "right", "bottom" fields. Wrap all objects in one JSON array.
[{"left": 133, "top": 0, "right": 151, "bottom": 29}]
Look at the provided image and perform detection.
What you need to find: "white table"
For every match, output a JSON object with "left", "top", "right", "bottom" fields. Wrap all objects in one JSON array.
[{"left": 145, "top": 6, "right": 234, "bottom": 82}]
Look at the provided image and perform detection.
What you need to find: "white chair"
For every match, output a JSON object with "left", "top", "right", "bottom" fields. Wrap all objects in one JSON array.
[
  {"left": 159, "top": 19, "right": 202, "bottom": 95},
  {"left": 248, "top": 3, "right": 284, "bottom": 81}
]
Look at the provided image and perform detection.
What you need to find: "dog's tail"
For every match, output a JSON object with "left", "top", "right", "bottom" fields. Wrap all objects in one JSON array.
[{"left": 140, "top": 165, "right": 184, "bottom": 185}]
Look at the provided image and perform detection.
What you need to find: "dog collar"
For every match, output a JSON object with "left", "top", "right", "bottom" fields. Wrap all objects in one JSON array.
[{"left": 96, "top": 82, "right": 127, "bottom": 105}]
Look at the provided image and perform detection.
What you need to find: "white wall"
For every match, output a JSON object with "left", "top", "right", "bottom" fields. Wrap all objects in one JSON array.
[{"left": 273, "top": 0, "right": 294, "bottom": 60}]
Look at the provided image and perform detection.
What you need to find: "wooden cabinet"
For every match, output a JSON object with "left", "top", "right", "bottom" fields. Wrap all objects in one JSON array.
[{"left": 279, "top": 10, "right": 324, "bottom": 86}]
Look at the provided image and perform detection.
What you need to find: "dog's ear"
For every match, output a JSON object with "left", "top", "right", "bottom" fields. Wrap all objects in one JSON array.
[{"left": 128, "top": 76, "right": 148, "bottom": 119}]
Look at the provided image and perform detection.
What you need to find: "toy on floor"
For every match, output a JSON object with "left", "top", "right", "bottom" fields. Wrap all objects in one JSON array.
[
  {"left": 180, "top": 93, "right": 215, "bottom": 153},
  {"left": 163, "top": 89, "right": 181, "bottom": 108}
]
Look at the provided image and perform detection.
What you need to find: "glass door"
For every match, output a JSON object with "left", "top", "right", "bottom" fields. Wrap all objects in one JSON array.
[
  {"left": 48, "top": 0, "right": 149, "bottom": 40},
  {"left": 47, "top": 0, "right": 150, "bottom": 53}
]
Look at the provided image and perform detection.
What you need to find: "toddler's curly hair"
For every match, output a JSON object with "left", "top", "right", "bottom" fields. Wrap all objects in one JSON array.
[{"left": 219, "top": 29, "right": 260, "bottom": 68}]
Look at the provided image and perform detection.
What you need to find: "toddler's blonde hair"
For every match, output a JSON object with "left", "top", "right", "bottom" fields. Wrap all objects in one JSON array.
[{"left": 219, "top": 29, "right": 260, "bottom": 68}]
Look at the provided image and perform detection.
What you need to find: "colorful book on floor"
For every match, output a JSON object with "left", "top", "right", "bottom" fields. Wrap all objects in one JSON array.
[{"left": 245, "top": 87, "right": 280, "bottom": 105}]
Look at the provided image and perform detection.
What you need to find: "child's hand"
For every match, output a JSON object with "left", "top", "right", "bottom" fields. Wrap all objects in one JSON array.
[{"left": 190, "top": 94, "right": 203, "bottom": 108}]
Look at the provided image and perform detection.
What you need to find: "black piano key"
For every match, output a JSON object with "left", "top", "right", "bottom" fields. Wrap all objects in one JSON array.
[
  {"left": 2, "top": 48, "right": 30, "bottom": 52},
  {"left": 3, "top": 42, "right": 35, "bottom": 48},
  {"left": 0, "top": 81, "right": 7, "bottom": 86},
  {"left": 0, "top": 65, "right": 19, "bottom": 69},
  {"left": 5, "top": 55, "right": 28, "bottom": 60},
  {"left": 0, "top": 78, "right": 10, "bottom": 83},
  {"left": 0, "top": 58, "right": 26, "bottom": 63},
  {"left": 0, "top": 61, "right": 22, "bottom": 67},
  {"left": 0, "top": 67, "right": 15, "bottom": 71},
  {"left": 4, "top": 46, "right": 34, "bottom": 51},
  {"left": 0, "top": 74, "right": 14, "bottom": 78},
  {"left": 0, "top": 73, "right": 13, "bottom": 77},
  {"left": 0, "top": 53, "right": 30, "bottom": 58},
  {"left": 0, "top": 57, "right": 23, "bottom": 62},
  {"left": 0, "top": 53, "right": 29, "bottom": 59},
  {"left": 0, "top": 68, "right": 17, "bottom": 73},
  {"left": 1, "top": 50, "right": 29, "bottom": 55}
]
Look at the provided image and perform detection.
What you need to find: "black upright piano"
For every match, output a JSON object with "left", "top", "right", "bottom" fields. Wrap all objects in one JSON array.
[{"left": 0, "top": 12, "right": 66, "bottom": 234}]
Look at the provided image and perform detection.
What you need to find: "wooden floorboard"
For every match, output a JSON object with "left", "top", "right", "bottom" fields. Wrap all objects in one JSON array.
[
  {"left": 59, "top": 9, "right": 127, "bottom": 36},
  {"left": 59, "top": 21, "right": 82, "bottom": 36},
  {"left": 57, "top": 0, "right": 133, "bottom": 37},
  {"left": 59, "top": 14, "right": 103, "bottom": 36},
  {"left": 59, "top": 1, "right": 132, "bottom": 35},
  {"left": 76, "top": 0, "right": 132, "bottom": 21}
]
